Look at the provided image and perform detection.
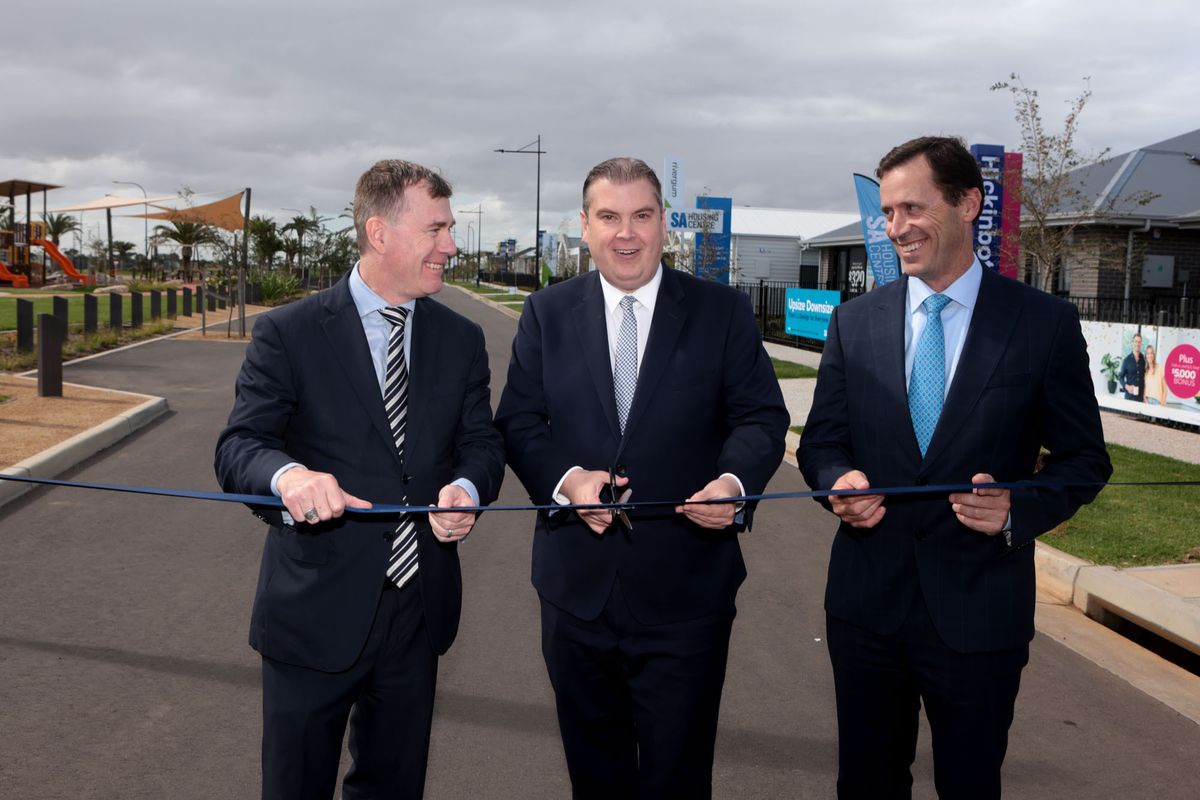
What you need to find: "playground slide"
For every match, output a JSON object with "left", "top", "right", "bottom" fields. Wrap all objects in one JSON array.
[
  {"left": 31, "top": 238, "right": 93, "bottom": 286},
  {"left": 0, "top": 259, "right": 30, "bottom": 288}
]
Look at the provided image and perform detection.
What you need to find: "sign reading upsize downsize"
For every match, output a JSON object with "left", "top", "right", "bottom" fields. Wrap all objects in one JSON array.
[{"left": 785, "top": 289, "right": 841, "bottom": 341}]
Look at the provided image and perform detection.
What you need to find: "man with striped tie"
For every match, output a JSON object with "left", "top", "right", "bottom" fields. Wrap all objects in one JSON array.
[{"left": 216, "top": 160, "right": 505, "bottom": 799}]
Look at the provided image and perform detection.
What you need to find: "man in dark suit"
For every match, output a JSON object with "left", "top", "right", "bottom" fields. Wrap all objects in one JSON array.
[
  {"left": 495, "top": 157, "right": 789, "bottom": 798},
  {"left": 799, "top": 136, "right": 1112, "bottom": 799},
  {"left": 215, "top": 160, "right": 505, "bottom": 800},
  {"left": 1119, "top": 332, "right": 1145, "bottom": 400}
]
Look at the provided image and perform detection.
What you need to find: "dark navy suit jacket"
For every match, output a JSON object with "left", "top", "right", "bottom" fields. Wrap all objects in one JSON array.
[
  {"left": 495, "top": 268, "right": 789, "bottom": 625},
  {"left": 215, "top": 276, "right": 505, "bottom": 670},
  {"left": 800, "top": 268, "right": 1112, "bottom": 653}
]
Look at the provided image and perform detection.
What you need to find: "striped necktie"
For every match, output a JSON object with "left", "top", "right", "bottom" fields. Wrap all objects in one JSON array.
[
  {"left": 613, "top": 295, "right": 638, "bottom": 433},
  {"left": 379, "top": 306, "right": 418, "bottom": 588}
]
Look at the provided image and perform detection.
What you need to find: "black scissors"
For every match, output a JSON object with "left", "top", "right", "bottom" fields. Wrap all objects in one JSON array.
[{"left": 598, "top": 465, "right": 633, "bottom": 532}]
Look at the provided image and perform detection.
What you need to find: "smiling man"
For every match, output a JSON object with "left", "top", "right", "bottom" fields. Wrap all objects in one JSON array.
[
  {"left": 215, "top": 159, "right": 505, "bottom": 799},
  {"left": 799, "top": 137, "right": 1111, "bottom": 798},
  {"left": 496, "top": 157, "right": 788, "bottom": 797}
]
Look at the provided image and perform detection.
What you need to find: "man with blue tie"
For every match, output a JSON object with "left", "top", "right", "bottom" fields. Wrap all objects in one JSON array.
[
  {"left": 216, "top": 160, "right": 505, "bottom": 799},
  {"left": 799, "top": 136, "right": 1112, "bottom": 799},
  {"left": 496, "top": 157, "right": 789, "bottom": 797}
]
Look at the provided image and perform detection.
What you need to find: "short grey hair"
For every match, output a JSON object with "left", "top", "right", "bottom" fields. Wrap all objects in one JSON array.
[
  {"left": 354, "top": 160, "right": 452, "bottom": 253},
  {"left": 582, "top": 157, "right": 662, "bottom": 212}
]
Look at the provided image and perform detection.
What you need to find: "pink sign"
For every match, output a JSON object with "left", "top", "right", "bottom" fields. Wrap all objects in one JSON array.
[{"left": 1164, "top": 344, "right": 1200, "bottom": 399}]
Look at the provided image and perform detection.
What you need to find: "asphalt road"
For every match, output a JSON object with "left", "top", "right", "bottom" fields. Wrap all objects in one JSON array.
[{"left": 1, "top": 286, "right": 1197, "bottom": 798}]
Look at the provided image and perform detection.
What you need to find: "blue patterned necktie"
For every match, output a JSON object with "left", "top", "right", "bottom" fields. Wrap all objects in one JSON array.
[
  {"left": 613, "top": 295, "right": 638, "bottom": 433},
  {"left": 379, "top": 306, "right": 418, "bottom": 588},
  {"left": 909, "top": 294, "right": 952, "bottom": 457}
]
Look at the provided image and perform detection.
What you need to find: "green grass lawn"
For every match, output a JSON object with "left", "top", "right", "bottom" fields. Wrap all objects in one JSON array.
[
  {"left": 772, "top": 358, "right": 818, "bottom": 379},
  {"left": 1, "top": 294, "right": 159, "bottom": 331},
  {"left": 1044, "top": 443, "right": 1200, "bottom": 567},
  {"left": 0, "top": 321, "right": 175, "bottom": 371},
  {"left": 790, "top": 425, "right": 804, "bottom": 436}
]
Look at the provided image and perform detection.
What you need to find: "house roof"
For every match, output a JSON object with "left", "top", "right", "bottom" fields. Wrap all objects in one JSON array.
[
  {"left": 1059, "top": 128, "right": 1200, "bottom": 221},
  {"left": 804, "top": 220, "right": 865, "bottom": 246},
  {"left": 731, "top": 206, "right": 859, "bottom": 239}
]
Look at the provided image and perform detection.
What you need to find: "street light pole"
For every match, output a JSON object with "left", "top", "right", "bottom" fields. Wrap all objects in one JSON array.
[
  {"left": 112, "top": 179, "right": 148, "bottom": 263},
  {"left": 458, "top": 204, "right": 483, "bottom": 285},
  {"left": 495, "top": 134, "right": 545, "bottom": 289}
]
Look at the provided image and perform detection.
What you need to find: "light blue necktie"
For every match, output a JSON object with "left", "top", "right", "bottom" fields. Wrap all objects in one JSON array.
[
  {"left": 613, "top": 296, "right": 638, "bottom": 433},
  {"left": 909, "top": 294, "right": 952, "bottom": 457}
]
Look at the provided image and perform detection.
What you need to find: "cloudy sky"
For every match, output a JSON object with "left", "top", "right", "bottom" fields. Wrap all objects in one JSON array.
[{"left": 4, "top": 0, "right": 1197, "bottom": 253}]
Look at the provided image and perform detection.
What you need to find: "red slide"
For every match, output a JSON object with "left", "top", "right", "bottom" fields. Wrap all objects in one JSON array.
[
  {"left": 0, "top": 259, "right": 30, "bottom": 288},
  {"left": 31, "top": 238, "right": 94, "bottom": 286}
]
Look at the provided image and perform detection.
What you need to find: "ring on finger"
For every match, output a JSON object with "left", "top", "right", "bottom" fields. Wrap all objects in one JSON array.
[{"left": 303, "top": 507, "right": 319, "bottom": 523}]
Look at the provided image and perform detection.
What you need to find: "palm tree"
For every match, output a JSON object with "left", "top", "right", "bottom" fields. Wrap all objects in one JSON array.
[
  {"left": 42, "top": 212, "right": 81, "bottom": 246},
  {"left": 248, "top": 215, "right": 283, "bottom": 269},
  {"left": 282, "top": 212, "right": 326, "bottom": 287},
  {"left": 154, "top": 220, "right": 220, "bottom": 282}
]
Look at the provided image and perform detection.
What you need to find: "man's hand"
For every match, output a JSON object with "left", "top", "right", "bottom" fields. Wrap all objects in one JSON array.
[
  {"left": 429, "top": 484, "right": 476, "bottom": 543},
  {"left": 949, "top": 472, "right": 1010, "bottom": 535},
  {"left": 277, "top": 466, "right": 372, "bottom": 524},
  {"left": 830, "top": 470, "right": 885, "bottom": 529},
  {"left": 1125, "top": 383, "right": 1138, "bottom": 394},
  {"left": 561, "top": 468, "right": 628, "bottom": 536},
  {"left": 676, "top": 476, "right": 741, "bottom": 530}
]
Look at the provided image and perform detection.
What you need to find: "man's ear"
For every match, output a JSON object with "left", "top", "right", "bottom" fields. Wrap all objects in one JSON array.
[
  {"left": 960, "top": 188, "right": 982, "bottom": 223},
  {"left": 364, "top": 216, "right": 388, "bottom": 255}
]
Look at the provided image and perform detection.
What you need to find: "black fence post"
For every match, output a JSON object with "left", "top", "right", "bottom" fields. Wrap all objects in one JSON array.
[
  {"left": 182, "top": 287, "right": 193, "bottom": 317},
  {"left": 130, "top": 291, "right": 143, "bottom": 329},
  {"left": 207, "top": 291, "right": 217, "bottom": 312},
  {"left": 109, "top": 292, "right": 123, "bottom": 330},
  {"left": 53, "top": 296, "right": 69, "bottom": 331},
  {"left": 16, "top": 298, "right": 34, "bottom": 352},
  {"left": 83, "top": 294, "right": 98, "bottom": 334},
  {"left": 167, "top": 289, "right": 177, "bottom": 318},
  {"left": 37, "top": 313, "right": 65, "bottom": 397},
  {"left": 758, "top": 279, "right": 766, "bottom": 338},
  {"left": 150, "top": 290, "right": 162, "bottom": 321}
]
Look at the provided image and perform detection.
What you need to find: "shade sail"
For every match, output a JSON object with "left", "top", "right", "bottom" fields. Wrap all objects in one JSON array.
[
  {"left": 129, "top": 191, "right": 246, "bottom": 232},
  {"left": 49, "top": 194, "right": 179, "bottom": 212}
]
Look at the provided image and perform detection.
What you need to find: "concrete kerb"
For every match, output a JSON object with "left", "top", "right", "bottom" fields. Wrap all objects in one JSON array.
[
  {"left": 1037, "top": 542, "right": 1200, "bottom": 658},
  {"left": 448, "top": 283, "right": 523, "bottom": 320},
  {"left": 0, "top": 392, "right": 168, "bottom": 510}
]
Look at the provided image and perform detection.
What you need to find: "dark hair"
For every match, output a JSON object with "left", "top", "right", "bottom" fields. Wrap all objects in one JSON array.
[
  {"left": 876, "top": 136, "right": 983, "bottom": 222},
  {"left": 354, "top": 160, "right": 452, "bottom": 253},
  {"left": 582, "top": 157, "right": 662, "bottom": 212}
]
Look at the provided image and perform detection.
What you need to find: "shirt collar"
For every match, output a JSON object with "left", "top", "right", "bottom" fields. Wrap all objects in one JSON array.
[
  {"left": 349, "top": 261, "right": 415, "bottom": 319},
  {"left": 907, "top": 255, "right": 983, "bottom": 315},
  {"left": 598, "top": 264, "right": 663, "bottom": 315}
]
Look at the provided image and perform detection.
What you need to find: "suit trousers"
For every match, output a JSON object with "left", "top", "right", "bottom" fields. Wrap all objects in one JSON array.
[
  {"left": 260, "top": 580, "right": 437, "bottom": 800},
  {"left": 540, "top": 578, "right": 735, "bottom": 800},
  {"left": 825, "top": 594, "right": 1029, "bottom": 800}
]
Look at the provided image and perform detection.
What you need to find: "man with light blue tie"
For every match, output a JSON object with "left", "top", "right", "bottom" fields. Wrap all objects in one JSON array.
[{"left": 799, "top": 136, "right": 1111, "bottom": 799}]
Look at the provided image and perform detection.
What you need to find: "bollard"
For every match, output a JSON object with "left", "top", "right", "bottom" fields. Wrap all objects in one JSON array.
[
  {"left": 217, "top": 293, "right": 227, "bottom": 310},
  {"left": 207, "top": 292, "right": 217, "bottom": 312},
  {"left": 53, "top": 295, "right": 69, "bottom": 330},
  {"left": 16, "top": 298, "right": 34, "bottom": 352},
  {"left": 182, "top": 287, "right": 193, "bottom": 317},
  {"left": 109, "top": 292, "right": 123, "bottom": 330},
  {"left": 83, "top": 294, "right": 98, "bottom": 334},
  {"left": 167, "top": 289, "right": 177, "bottom": 318},
  {"left": 150, "top": 290, "right": 162, "bottom": 321},
  {"left": 37, "top": 313, "right": 65, "bottom": 397},
  {"left": 196, "top": 288, "right": 203, "bottom": 313},
  {"left": 130, "top": 291, "right": 143, "bottom": 329}
]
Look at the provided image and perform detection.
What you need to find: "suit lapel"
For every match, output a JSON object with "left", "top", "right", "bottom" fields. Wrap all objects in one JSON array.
[
  {"left": 403, "top": 297, "right": 437, "bottom": 468},
  {"left": 572, "top": 274, "right": 622, "bottom": 438},
  {"left": 922, "top": 268, "right": 1020, "bottom": 465},
  {"left": 620, "top": 268, "right": 686, "bottom": 445},
  {"left": 320, "top": 278, "right": 403, "bottom": 470},
  {"left": 872, "top": 277, "right": 917, "bottom": 452}
]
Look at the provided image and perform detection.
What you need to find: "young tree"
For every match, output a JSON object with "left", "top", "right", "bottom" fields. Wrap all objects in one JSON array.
[
  {"left": 154, "top": 220, "right": 220, "bottom": 282},
  {"left": 991, "top": 74, "right": 1155, "bottom": 292}
]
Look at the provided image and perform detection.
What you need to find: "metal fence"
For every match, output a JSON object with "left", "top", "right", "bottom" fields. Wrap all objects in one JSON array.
[{"left": 732, "top": 279, "right": 1200, "bottom": 353}]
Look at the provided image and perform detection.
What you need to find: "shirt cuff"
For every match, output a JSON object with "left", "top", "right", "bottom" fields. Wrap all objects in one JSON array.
[
  {"left": 271, "top": 462, "right": 304, "bottom": 526},
  {"left": 552, "top": 467, "right": 584, "bottom": 506},
  {"left": 452, "top": 477, "right": 480, "bottom": 506}
]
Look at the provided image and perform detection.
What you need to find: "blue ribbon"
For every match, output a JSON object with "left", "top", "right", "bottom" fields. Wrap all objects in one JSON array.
[{"left": 0, "top": 473, "right": 1194, "bottom": 516}]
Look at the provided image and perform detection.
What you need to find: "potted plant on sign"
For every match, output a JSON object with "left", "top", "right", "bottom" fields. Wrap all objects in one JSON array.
[{"left": 1100, "top": 353, "right": 1120, "bottom": 394}]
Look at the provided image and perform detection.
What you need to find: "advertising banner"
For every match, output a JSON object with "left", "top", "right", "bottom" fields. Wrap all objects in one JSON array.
[
  {"left": 970, "top": 143, "right": 1005, "bottom": 273},
  {"left": 852, "top": 174, "right": 899, "bottom": 287},
  {"left": 1082, "top": 320, "right": 1200, "bottom": 426},
  {"left": 1000, "top": 152, "right": 1022, "bottom": 279},
  {"left": 663, "top": 157, "right": 685, "bottom": 209},
  {"left": 785, "top": 288, "right": 841, "bottom": 341},
  {"left": 694, "top": 195, "right": 732, "bottom": 284}
]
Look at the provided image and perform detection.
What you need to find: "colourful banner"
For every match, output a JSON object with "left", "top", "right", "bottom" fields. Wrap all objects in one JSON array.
[
  {"left": 785, "top": 288, "right": 841, "bottom": 341},
  {"left": 694, "top": 195, "right": 732, "bottom": 284},
  {"left": 970, "top": 144, "right": 1005, "bottom": 273},
  {"left": 852, "top": 174, "right": 899, "bottom": 287},
  {"left": 1000, "top": 152, "right": 1022, "bottom": 279},
  {"left": 1082, "top": 321, "right": 1200, "bottom": 425}
]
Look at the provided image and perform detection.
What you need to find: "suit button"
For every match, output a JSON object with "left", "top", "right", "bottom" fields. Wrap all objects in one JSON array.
[
  {"left": 382, "top": 530, "right": 393, "bottom": 541},
  {"left": 402, "top": 474, "right": 411, "bottom": 484},
  {"left": 915, "top": 530, "right": 927, "bottom": 541}
]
